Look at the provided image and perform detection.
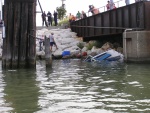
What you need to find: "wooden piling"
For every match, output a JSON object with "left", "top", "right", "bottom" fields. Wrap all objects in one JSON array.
[
  {"left": 2, "top": 0, "right": 37, "bottom": 69},
  {"left": 44, "top": 36, "right": 52, "bottom": 67}
]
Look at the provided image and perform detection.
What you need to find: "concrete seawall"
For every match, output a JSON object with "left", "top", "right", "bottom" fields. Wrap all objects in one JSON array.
[{"left": 123, "top": 31, "right": 150, "bottom": 63}]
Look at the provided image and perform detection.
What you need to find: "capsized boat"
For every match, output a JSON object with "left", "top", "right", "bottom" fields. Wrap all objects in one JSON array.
[{"left": 84, "top": 49, "right": 124, "bottom": 62}]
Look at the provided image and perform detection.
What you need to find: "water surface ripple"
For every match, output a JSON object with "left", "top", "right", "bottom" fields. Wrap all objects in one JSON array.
[{"left": 0, "top": 60, "right": 150, "bottom": 113}]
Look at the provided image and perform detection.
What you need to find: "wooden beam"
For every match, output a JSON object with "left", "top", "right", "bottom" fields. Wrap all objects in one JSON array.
[
  {"left": 2, "top": 0, "right": 37, "bottom": 69},
  {"left": 5, "top": 0, "right": 36, "bottom": 3}
]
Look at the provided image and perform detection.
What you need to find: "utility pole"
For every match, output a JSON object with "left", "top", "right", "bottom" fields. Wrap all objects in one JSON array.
[{"left": 61, "top": 0, "right": 66, "bottom": 8}]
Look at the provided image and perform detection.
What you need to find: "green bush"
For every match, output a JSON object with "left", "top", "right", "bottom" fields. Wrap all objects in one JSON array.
[
  {"left": 94, "top": 41, "right": 103, "bottom": 48},
  {"left": 58, "top": 18, "right": 69, "bottom": 26},
  {"left": 86, "top": 41, "right": 102, "bottom": 50},
  {"left": 77, "top": 42, "right": 84, "bottom": 49},
  {"left": 51, "top": 18, "right": 69, "bottom": 26}
]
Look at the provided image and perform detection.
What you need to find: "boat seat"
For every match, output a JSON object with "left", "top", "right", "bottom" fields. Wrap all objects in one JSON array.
[{"left": 94, "top": 53, "right": 111, "bottom": 61}]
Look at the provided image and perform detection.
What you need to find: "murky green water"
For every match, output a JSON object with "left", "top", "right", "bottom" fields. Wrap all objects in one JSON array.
[{"left": 0, "top": 60, "right": 150, "bottom": 113}]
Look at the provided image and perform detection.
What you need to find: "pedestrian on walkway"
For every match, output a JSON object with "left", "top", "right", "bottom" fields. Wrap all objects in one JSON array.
[
  {"left": 110, "top": 0, "right": 114, "bottom": 10},
  {"left": 88, "top": 5, "right": 94, "bottom": 15},
  {"left": 47, "top": 11, "right": 52, "bottom": 26},
  {"left": 106, "top": 1, "right": 110, "bottom": 10},
  {"left": 41, "top": 11, "right": 46, "bottom": 26},
  {"left": 53, "top": 10, "right": 58, "bottom": 26},
  {"left": 81, "top": 11, "right": 87, "bottom": 19},
  {"left": 76, "top": 11, "right": 81, "bottom": 20},
  {"left": 125, "top": 0, "right": 130, "bottom": 5}
]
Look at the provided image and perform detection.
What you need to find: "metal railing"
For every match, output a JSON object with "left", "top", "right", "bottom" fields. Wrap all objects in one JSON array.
[
  {"left": 71, "top": 25, "right": 144, "bottom": 31},
  {"left": 83, "top": 0, "right": 124, "bottom": 17}
]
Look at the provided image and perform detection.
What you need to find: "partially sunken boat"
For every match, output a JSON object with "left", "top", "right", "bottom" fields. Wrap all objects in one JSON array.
[{"left": 84, "top": 49, "right": 124, "bottom": 63}]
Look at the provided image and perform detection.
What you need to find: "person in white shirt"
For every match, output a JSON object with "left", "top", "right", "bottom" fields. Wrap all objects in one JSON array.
[
  {"left": 125, "top": 0, "right": 130, "bottom": 5},
  {"left": 49, "top": 33, "right": 58, "bottom": 51},
  {"left": 109, "top": 0, "right": 114, "bottom": 9}
]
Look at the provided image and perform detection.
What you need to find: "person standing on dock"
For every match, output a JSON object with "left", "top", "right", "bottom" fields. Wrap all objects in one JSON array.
[
  {"left": 109, "top": 0, "right": 114, "bottom": 10},
  {"left": 41, "top": 11, "right": 46, "bottom": 26},
  {"left": 47, "top": 11, "right": 52, "bottom": 26},
  {"left": 125, "top": 0, "right": 130, "bottom": 5},
  {"left": 106, "top": 1, "right": 110, "bottom": 10},
  {"left": 53, "top": 10, "right": 58, "bottom": 26},
  {"left": 81, "top": 11, "right": 87, "bottom": 19},
  {"left": 88, "top": 5, "right": 94, "bottom": 15},
  {"left": 76, "top": 11, "right": 81, "bottom": 20},
  {"left": 92, "top": 6, "right": 100, "bottom": 15}
]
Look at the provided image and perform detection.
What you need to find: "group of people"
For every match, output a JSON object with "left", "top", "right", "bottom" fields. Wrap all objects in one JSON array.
[
  {"left": 68, "top": 10, "right": 87, "bottom": 23},
  {"left": 38, "top": 32, "right": 58, "bottom": 52},
  {"left": 41, "top": 10, "right": 58, "bottom": 27},
  {"left": 69, "top": 0, "right": 145, "bottom": 23}
]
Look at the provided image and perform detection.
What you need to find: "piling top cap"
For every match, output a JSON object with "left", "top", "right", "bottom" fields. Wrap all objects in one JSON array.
[{"left": 6, "top": 0, "right": 36, "bottom": 3}]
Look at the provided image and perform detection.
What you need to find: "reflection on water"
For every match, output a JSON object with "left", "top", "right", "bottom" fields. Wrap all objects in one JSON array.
[
  {"left": 0, "top": 62, "right": 40, "bottom": 113},
  {"left": 0, "top": 60, "right": 150, "bottom": 113}
]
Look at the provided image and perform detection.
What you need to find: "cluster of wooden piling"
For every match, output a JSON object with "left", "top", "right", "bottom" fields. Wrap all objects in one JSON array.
[{"left": 2, "top": 0, "right": 37, "bottom": 69}]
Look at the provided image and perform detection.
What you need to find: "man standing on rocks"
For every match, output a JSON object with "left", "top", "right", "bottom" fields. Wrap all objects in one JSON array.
[{"left": 49, "top": 33, "right": 58, "bottom": 51}]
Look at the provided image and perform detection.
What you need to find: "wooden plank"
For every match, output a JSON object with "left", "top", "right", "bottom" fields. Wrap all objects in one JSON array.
[
  {"left": 27, "top": 2, "right": 36, "bottom": 67},
  {"left": 6, "top": 0, "right": 36, "bottom": 3},
  {"left": 2, "top": 0, "right": 37, "bottom": 69},
  {"left": 2, "top": 4, "right": 8, "bottom": 68},
  {"left": 11, "top": 3, "right": 21, "bottom": 68},
  {"left": 19, "top": 3, "right": 28, "bottom": 68},
  {"left": 5, "top": 3, "right": 13, "bottom": 68},
  {"left": 44, "top": 36, "right": 52, "bottom": 67}
]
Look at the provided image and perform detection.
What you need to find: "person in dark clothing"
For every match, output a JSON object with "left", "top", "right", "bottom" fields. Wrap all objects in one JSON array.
[
  {"left": 0, "top": 20, "right": 3, "bottom": 27},
  {"left": 41, "top": 11, "right": 47, "bottom": 26},
  {"left": 81, "top": 11, "right": 87, "bottom": 19},
  {"left": 53, "top": 10, "right": 58, "bottom": 26},
  {"left": 88, "top": 5, "right": 94, "bottom": 15},
  {"left": 47, "top": 11, "right": 52, "bottom": 26}
]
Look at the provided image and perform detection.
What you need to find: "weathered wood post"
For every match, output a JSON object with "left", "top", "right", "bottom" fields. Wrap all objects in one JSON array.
[
  {"left": 44, "top": 36, "right": 52, "bottom": 67},
  {"left": 2, "top": 0, "right": 36, "bottom": 69}
]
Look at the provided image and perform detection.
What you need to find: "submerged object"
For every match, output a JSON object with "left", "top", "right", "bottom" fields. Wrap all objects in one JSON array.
[{"left": 84, "top": 49, "right": 124, "bottom": 62}]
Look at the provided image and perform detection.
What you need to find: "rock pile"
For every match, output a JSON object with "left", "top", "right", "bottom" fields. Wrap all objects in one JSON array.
[
  {"left": 36, "top": 28, "right": 82, "bottom": 59},
  {"left": 0, "top": 28, "right": 123, "bottom": 60}
]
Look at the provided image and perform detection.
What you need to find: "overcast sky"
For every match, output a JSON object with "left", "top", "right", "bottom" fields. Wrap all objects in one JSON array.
[{"left": 37, "top": 0, "right": 135, "bottom": 26}]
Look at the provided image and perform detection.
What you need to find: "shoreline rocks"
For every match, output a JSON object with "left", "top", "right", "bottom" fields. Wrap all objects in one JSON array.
[{"left": 0, "top": 28, "right": 123, "bottom": 60}]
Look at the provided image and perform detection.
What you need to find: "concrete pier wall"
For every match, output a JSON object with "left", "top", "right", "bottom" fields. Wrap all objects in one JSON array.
[{"left": 123, "top": 31, "right": 150, "bottom": 62}]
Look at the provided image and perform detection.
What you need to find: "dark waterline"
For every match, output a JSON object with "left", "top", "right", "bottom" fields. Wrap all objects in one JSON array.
[{"left": 0, "top": 60, "right": 150, "bottom": 113}]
